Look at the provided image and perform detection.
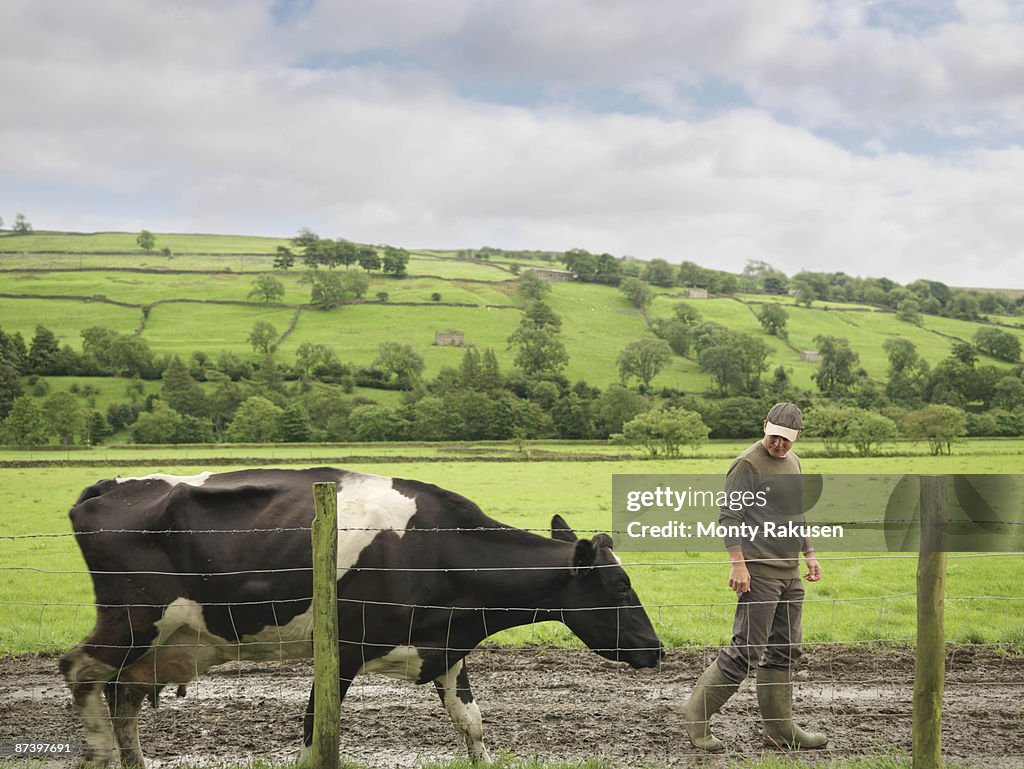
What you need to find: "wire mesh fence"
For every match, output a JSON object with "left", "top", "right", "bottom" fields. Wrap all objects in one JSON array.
[{"left": 1, "top": 521, "right": 1023, "bottom": 767}]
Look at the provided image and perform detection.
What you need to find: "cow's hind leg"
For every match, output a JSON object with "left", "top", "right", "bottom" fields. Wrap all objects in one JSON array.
[
  {"left": 60, "top": 648, "right": 118, "bottom": 768},
  {"left": 105, "top": 682, "right": 148, "bottom": 768},
  {"left": 299, "top": 669, "right": 356, "bottom": 764},
  {"left": 434, "top": 660, "right": 490, "bottom": 763}
]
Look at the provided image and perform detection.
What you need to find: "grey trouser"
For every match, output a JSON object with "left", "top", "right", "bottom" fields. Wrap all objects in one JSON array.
[{"left": 717, "top": 574, "right": 804, "bottom": 683}]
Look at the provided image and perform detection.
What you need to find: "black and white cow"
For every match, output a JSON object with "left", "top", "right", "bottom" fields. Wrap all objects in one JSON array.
[{"left": 60, "top": 468, "right": 663, "bottom": 767}]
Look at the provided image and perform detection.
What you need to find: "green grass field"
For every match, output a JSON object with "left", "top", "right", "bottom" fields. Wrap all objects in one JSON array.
[
  {"left": 2, "top": 445, "right": 1022, "bottom": 656},
  {"left": 4, "top": 230, "right": 1024, "bottom": 392}
]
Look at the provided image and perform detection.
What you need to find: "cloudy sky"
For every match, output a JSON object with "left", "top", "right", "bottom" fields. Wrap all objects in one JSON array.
[{"left": 3, "top": 0, "right": 1023, "bottom": 288}]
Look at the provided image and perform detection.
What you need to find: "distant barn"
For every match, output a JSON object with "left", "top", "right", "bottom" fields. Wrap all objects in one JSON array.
[
  {"left": 435, "top": 330, "right": 465, "bottom": 347},
  {"left": 686, "top": 288, "right": 709, "bottom": 299},
  {"left": 528, "top": 267, "right": 575, "bottom": 282},
  {"left": 800, "top": 350, "right": 821, "bottom": 362}
]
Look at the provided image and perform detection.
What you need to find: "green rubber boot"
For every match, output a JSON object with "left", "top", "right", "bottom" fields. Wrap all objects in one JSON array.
[
  {"left": 682, "top": 661, "right": 740, "bottom": 752},
  {"left": 756, "top": 667, "right": 828, "bottom": 749}
]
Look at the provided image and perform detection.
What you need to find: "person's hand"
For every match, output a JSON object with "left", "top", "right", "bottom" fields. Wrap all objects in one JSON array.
[
  {"left": 803, "top": 554, "right": 821, "bottom": 582},
  {"left": 728, "top": 561, "right": 751, "bottom": 594}
]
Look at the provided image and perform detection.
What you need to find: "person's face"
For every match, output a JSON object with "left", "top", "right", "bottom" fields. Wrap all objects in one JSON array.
[{"left": 762, "top": 428, "right": 796, "bottom": 458}]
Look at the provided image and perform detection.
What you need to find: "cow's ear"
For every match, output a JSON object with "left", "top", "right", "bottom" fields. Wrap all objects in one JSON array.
[
  {"left": 551, "top": 514, "right": 577, "bottom": 542},
  {"left": 592, "top": 532, "right": 614, "bottom": 551},
  {"left": 571, "top": 539, "right": 596, "bottom": 574}
]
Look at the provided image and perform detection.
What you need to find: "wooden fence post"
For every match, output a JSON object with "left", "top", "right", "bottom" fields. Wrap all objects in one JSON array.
[
  {"left": 311, "top": 482, "right": 340, "bottom": 769},
  {"left": 913, "top": 475, "right": 947, "bottom": 769}
]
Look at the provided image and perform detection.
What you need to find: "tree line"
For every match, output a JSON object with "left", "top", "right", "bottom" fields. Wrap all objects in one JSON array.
[{"left": 2, "top": 265, "right": 1024, "bottom": 453}]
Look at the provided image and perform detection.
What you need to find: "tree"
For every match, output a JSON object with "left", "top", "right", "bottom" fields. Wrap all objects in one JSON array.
[
  {"left": 812, "top": 335, "right": 861, "bottom": 396},
  {"left": 591, "top": 385, "right": 648, "bottom": 436},
  {"left": 973, "top": 327, "right": 1021, "bottom": 362},
  {"left": 347, "top": 404, "right": 409, "bottom": 441},
  {"left": 552, "top": 392, "right": 594, "bottom": 438},
  {"left": 131, "top": 400, "right": 184, "bottom": 444},
  {"left": 373, "top": 342, "right": 425, "bottom": 388},
  {"left": 903, "top": 404, "right": 968, "bottom": 455},
  {"left": 340, "top": 270, "right": 370, "bottom": 299},
  {"left": 248, "top": 275, "right": 285, "bottom": 304},
  {"left": 508, "top": 301, "right": 568, "bottom": 377},
  {"left": 620, "top": 277, "right": 653, "bottom": 311},
  {"left": 13, "top": 213, "right": 32, "bottom": 233},
  {"left": 411, "top": 395, "right": 465, "bottom": 441},
  {"left": 273, "top": 246, "right": 296, "bottom": 270},
  {"left": 137, "top": 230, "right": 156, "bottom": 253},
  {"left": 248, "top": 321, "right": 278, "bottom": 354},
  {"left": 357, "top": 246, "right": 381, "bottom": 272},
  {"left": 44, "top": 391, "right": 86, "bottom": 447},
  {"left": 381, "top": 246, "right": 410, "bottom": 277},
  {"left": 704, "top": 397, "right": 763, "bottom": 439},
  {"left": 805, "top": 404, "right": 856, "bottom": 455},
  {"left": 673, "top": 302, "right": 702, "bottom": 327},
  {"left": 2, "top": 395, "right": 50, "bottom": 445},
  {"left": 561, "top": 248, "right": 598, "bottom": 281},
  {"left": 993, "top": 376, "right": 1024, "bottom": 411},
  {"left": 757, "top": 304, "right": 788, "bottom": 338},
  {"left": 845, "top": 411, "right": 898, "bottom": 456},
  {"left": 518, "top": 270, "right": 550, "bottom": 301},
  {"left": 617, "top": 339, "right": 672, "bottom": 390},
  {"left": 896, "top": 298, "right": 923, "bottom": 325},
  {"left": 619, "top": 407, "right": 709, "bottom": 458},
  {"left": 294, "top": 342, "right": 349, "bottom": 383},
  {"left": 521, "top": 300, "right": 561, "bottom": 330},
  {"left": 792, "top": 279, "right": 816, "bottom": 307},
  {"left": 694, "top": 325, "right": 770, "bottom": 395},
  {"left": 950, "top": 341, "right": 978, "bottom": 366},
  {"left": 277, "top": 402, "right": 313, "bottom": 442},
  {"left": 642, "top": 259, "right": 676, "bottom": 288},
  {"left": 0, "top": 362, "right": 22, "bottom": 419},
  {"left": 227, "top": 396, "right": 283, "bottom": 442},
  {"left": 161, "top": 356, "right": 208, "bottom": 417},
  {"left": 80, "top": 327, "right": 158, "bottom": 378},
  {"left": 508, "top": 325, "right": 568, "bottom": 377},
  {"left": 26, "top": 325, "right": 61, "bottom": 375},
  {"left": 650, "top": 318, "right": 691, "bottom": 356},
  {"left": 883, "top": 338, "right": 929, "bottom": 406}
]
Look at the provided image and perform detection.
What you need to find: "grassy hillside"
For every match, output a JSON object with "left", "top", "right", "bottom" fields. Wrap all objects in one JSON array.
[{"left": 1, "top": 230, "right": 1022, "bottom": 393}]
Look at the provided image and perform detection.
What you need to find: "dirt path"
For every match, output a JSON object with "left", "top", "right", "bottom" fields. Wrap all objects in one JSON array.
[{"left": 2, "top": 646, "right": 1021, "bottom": 768}]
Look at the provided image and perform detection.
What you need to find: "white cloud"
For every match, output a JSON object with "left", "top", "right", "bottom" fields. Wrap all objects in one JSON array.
[{"left": 1, "top": 0, "right": 1022, "bottom": 288}]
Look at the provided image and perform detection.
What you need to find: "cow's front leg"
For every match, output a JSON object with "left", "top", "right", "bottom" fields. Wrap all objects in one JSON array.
[
  {"left": 60, "top": 649, "right": 117, "bottom": 768},
  {"left": 105, "top": 682, "right": 147, "bottom": 768},
  {"left": 433, "top": 659, "right": 490, "bottom": 763}
]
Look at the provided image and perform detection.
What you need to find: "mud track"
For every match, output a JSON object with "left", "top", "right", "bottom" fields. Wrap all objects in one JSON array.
[{"left": 2, "top": 646, "right": 1022, "bottom": 768}]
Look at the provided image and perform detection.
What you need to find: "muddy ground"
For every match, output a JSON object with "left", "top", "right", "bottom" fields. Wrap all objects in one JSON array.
[{"left": 2, "top": 646, "right": 1022, "bottom": 768}]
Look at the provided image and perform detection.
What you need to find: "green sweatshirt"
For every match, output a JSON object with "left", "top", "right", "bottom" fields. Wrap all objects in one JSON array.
[{"left": 719, "top": 441, "right": 805, "bottom": 579}]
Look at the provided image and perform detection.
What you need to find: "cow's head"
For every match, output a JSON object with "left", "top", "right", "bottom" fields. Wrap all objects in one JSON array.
[{"left": 550, "top": 514, "right": 663, "bottom": 669}]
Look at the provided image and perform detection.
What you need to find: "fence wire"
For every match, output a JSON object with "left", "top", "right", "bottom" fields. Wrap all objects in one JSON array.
[{"left": 1, "top": 526, "right": 1022, "bottom": 767}]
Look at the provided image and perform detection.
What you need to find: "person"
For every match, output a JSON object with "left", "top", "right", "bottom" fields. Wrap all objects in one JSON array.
[{"left": 682, "top": 402, "right": 827, "bottom": 751}]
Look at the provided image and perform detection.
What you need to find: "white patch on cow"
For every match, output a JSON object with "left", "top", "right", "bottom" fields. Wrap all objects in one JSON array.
[
  {"left": 128, "top": 598, "right": 317, "bottom": 685},
  {"left": 358, "top": 645, "right": 423, "bottom": 681},
  {"left": 128, "top": 597, "right": 229, "bottom": 684},
  {"left": 116, "top": 471, "right": 211, "bottom": 487},
  {"left": 335, "top": 472, "right": 418, "bottom": 578}
]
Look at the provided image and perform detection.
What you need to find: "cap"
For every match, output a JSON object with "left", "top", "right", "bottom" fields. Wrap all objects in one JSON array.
[{"left": 764, "top": 402, "right": 803, "bottom": 442}]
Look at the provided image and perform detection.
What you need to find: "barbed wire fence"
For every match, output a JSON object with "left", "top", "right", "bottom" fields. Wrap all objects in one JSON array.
[{"left": 1, "top": 514, "right": 1023, "bottom": 766}]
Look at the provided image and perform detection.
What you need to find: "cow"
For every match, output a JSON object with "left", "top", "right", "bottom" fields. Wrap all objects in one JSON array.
[{"left": 60, "top": 468, "right": 663, "bottom": 767}]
